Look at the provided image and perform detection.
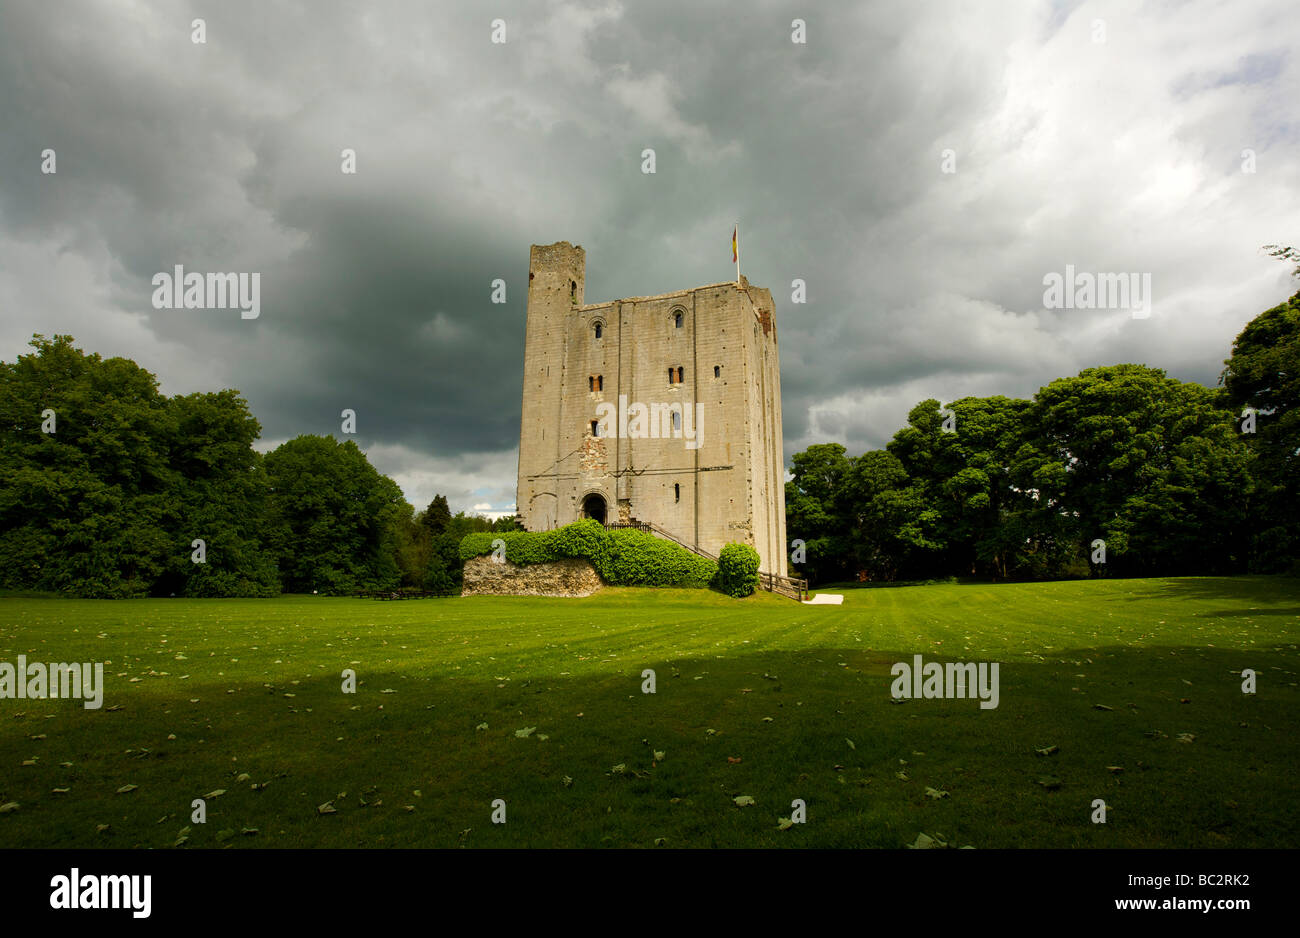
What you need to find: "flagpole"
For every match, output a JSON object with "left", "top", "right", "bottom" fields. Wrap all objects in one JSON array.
[{"left": 735, "top": 220, "right": 740, "bottom": 285}]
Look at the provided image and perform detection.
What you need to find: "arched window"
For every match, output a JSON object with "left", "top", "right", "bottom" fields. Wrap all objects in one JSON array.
[
  {"left": 671, "top": 410, "right": 681, "bottom": 431},
  {"left": 674, "top": 311, "right": 683, "bottom": 329},
  {"left": 593, "top": 322, "right": 603, "bottom": 339},
  {"left": 713, "top": 365, "right": 721, "bottom": 378}
]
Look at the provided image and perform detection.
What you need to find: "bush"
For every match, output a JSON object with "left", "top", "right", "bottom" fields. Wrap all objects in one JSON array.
[
  {"left": 459, "top": 521, "right": 719, "bottom": 590},
  {"left": 715, "top": 542, "right": 761, "bottom": 597},
  {"left": 604, "top": 529, "right": 717, "bottom": 588}
]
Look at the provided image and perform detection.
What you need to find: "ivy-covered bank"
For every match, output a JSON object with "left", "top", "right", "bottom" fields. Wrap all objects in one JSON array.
[{"left": 459, "top": 520, "right": 761, "bottom": 597}]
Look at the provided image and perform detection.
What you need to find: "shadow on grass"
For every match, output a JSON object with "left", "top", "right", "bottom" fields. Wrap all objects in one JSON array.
[
  {"left": 2, "top": 641, "right": 1295, "bottom": 850},
  {"left": 1111, "top": 576, "right": 1300, "bottom": 608}
]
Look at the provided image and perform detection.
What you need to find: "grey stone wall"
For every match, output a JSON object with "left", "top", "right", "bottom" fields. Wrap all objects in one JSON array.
[{"left": 461, "top": 555, "right": 603, "bottom": 598}]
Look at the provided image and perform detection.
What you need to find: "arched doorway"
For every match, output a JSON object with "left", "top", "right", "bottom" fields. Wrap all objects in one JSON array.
[{"left": 580, "top": 493, "right": 607, "bottom": 525}]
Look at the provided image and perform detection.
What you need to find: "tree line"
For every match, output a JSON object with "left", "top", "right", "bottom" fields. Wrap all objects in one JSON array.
[
  {"left": 0, "top": 335, "right": 517, "bottom": 597},
  {"left": 785, "top": 290, "right": 1299, "bottom": 585},
  {"left": 5, "top": 284, "right": 1295, "bottom": 597}
]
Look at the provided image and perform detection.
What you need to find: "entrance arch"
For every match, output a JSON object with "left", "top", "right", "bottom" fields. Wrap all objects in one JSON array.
[{"left": 580, "top": 493, "right": 607, "bottom": 525}]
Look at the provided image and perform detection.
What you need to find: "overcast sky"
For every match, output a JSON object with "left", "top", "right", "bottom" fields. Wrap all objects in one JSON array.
[{"left": 1, "top": 0, "right": 1296, "bottom": 517}]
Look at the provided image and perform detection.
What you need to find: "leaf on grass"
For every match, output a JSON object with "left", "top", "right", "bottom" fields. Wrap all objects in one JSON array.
[
  {"left": 235, "top": 773, "right": 250, "bottom": 783},
  {"left": 116, "top": 784, "right": 138, "bottom": 794},
  {"left": 654, "top": 837, "right": 666, "bottom": 846},
  {"left": 777, "top": 817, "right": 794, "bottom": 830},
  {"left": 727, "top": 756, "right": 742, "bottom": 764},
  {"left": 52, "top": 787, "right": 70, "bottom": 794},
  {"left": 1177, "top": 733, "right": 1196, "bottom": 744},
  {"left": 1106, "top": 766, "right": 1124, "bottom": 774},
  {"left": 240, "top": 828, "right": 258, "bottom": 836},
  {"left": 317, "top": 801, "right": 337, "bottom": 815},
  {"left": 215, "top": 828, "right": 235, "bottom": 842},
  {"left": 733, "top": 795, "right": 756, "bottom": 807},
  {"left": 653, "top": 750, "right": 665, "bottom": 762},
  {"left": 0, "top": 802, "right": 19, "bottom": 814},
  {"left": 895, "top": 771, "right": 909, "bottom": 781},
  {"left": 762, "top": 717, "right": 773, "bottom": 723},
  {"left": 536, "top": 734, "right": 549, "bottom": 742},
  {"left": 925, "top": 787, "right": 950, "bottom": 799},
  {"left": 610, "top": 764, "right": 626, "bottom": 775},
  {"left": 1036, "top": 776, "right": 1062, "bottom": 790},
  {"left": 1035, "top": 745, "right": 1059, "bottom": 756},
  {"left": 705, "top": 729, "right": 717, "bottom": 736},
  {"left": 514, "top": 726, "right": 536, "bottom": 738},
  {"left": 908, "top": 832, "right": 941, "bottom": 849},
  {"left": 845, "top": 738, "right": 856, "bottom": 750},
  {"left": 1093, "top": 704, "right": 1114, "bottom": 711},
  {"left": 562, "top": 776, "right": 573, "bottom": 788},
  {"left": 476, "top": 722, "right": 488, "bottom": 731}
]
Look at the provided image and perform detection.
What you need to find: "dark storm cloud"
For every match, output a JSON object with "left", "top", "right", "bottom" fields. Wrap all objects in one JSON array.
[{"left": 1, "top": 0, "right": 1297, "bottom": 512}]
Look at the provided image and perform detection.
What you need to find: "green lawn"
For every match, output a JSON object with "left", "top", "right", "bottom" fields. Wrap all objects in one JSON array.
[{"left": 1, "top": 577, "right": 1297, "bottom": 848}]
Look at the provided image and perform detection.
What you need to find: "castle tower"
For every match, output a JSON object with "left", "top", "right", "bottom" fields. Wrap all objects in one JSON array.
[{"left": 516, "top": 242, "right": 787, "bottom": 577}]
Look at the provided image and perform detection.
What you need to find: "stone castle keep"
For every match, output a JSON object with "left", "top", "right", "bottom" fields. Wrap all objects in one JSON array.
[{"left": 516, "top": 241, "right": 788, "bottom": 577}]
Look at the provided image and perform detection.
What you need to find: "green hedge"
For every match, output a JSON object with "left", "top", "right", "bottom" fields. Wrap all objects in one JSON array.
[
  {"left": 716, "top": 542, "right": 761, "bottom": 597},
  {"left": 460, "top": 520, "right": 716, "bottom": 589}
]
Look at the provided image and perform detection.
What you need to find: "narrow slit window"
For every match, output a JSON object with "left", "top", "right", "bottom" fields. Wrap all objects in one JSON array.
[
  {"left": 597, "top": 375, "right": 603, "bottom": 391},
  {"left": 674, "top": 312, "right": 683, "bottom": 329},
  {"left": 714, "top": 365, "right": 720, "bottom": 378},
  {"left": 590, "top": 420, "right": 599, "bottom": 436},
  {"left": 676, "top": 366, "right": 684, "bottom": 383},
  {"left": 589, "top": 376, "right": 594, "bottom": 392},
  {"left": 672, "top": 411, "right": 681, "bottom": 431},
  {"left": 674, "top": 483, "right": 681, "bottom": 503}
]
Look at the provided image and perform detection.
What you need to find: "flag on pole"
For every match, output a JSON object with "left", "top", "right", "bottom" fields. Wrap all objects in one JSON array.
[{"left": 732, "top": 223, "right": 740, "bottom": 285}]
